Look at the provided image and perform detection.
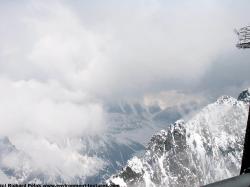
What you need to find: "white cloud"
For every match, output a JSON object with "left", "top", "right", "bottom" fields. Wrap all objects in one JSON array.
[
  {"left": 1, "top": 0, "right": 246, "bottom": 99},
  {"left": 0, "top": 78, "right": 106, "bottom": 181},
  {"left": 0, "top": 79, "right": 105, "bottom": 139},
  {"left": 2, "top": 135, "right": 105, "bottom": 182}
]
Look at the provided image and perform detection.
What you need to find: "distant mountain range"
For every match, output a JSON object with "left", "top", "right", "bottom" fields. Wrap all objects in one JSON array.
[{"left": 0, "top": 94, "right": 203, "bottom": 183}]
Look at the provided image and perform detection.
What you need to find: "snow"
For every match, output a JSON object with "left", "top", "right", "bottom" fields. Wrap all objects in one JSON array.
[
  {"left": 111, "top": 177, "right": 127, "bottom": 187},
  {"left": 109, "top": 92, "right": 249, "bottom": 186},
  {"left": 127, "top": 157, "right": 143, "bottom": 174}
]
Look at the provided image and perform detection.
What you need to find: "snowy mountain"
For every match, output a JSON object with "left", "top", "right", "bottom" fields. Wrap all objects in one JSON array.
[
  {"left": 0, "top": 100, "right": 201, "bottom": 183},
  {"left": 108, "top": 89, "right": 250, "bottom": 187},
  {"left": 79, "top": 101, "right": 203, "bottom": 183}
]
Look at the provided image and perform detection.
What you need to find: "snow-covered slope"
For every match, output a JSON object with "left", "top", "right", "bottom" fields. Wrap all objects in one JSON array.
[
  {"left": 108, "top": 90, "right": 250, "bottom": 187},
  {"left": 0, "top": 100, "right": 201, "bottom": 183}
]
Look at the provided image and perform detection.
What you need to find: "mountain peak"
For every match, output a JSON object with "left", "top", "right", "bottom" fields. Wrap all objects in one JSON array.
[
  {"left": 238, "top": 88, "right": 250, "bottom": 103},
  {"left": 108, "top": 92, "right": 249, "bottom": 187}
]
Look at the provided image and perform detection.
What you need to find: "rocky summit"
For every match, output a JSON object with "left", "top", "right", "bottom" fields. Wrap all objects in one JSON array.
[
  {"left": 108, "top": 90, "right": 250, "bottom": 187},
  {"left": 238, "top": 88, "right": 250, "bottom": 103}
]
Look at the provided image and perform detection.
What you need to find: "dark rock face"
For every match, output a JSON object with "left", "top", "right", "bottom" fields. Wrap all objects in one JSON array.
[
  {"left": 109, "top": 96, "right": 249, "bottom": 187},
  {"left": 238, "top": 89, "right": 250, "bottom": 103}
]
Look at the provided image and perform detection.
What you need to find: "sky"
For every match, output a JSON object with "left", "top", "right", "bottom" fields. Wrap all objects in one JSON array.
[
  {"left": 1, "top": 0, "right": 250, "bottom": 99},
  {"left": 0, "top": 0, "right": 250, "bottom": 182}
]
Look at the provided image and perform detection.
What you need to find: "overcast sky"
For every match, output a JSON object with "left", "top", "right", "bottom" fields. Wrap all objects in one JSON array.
[
  {"left": 1, "top": 0, "right": 250, "bottom": 101},
  {"left": 0, "top": 0, "right": 250, "bottom": 180}
]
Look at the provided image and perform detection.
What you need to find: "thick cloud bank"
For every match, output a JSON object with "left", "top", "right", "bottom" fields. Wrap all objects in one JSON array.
[{"left": 1, "top": 0, "right": 249, "bottom": 99}]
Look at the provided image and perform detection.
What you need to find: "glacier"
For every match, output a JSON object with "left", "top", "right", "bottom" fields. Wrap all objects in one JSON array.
[{"left": 108, "top": 90, "right": 250, "bottom": 187}]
